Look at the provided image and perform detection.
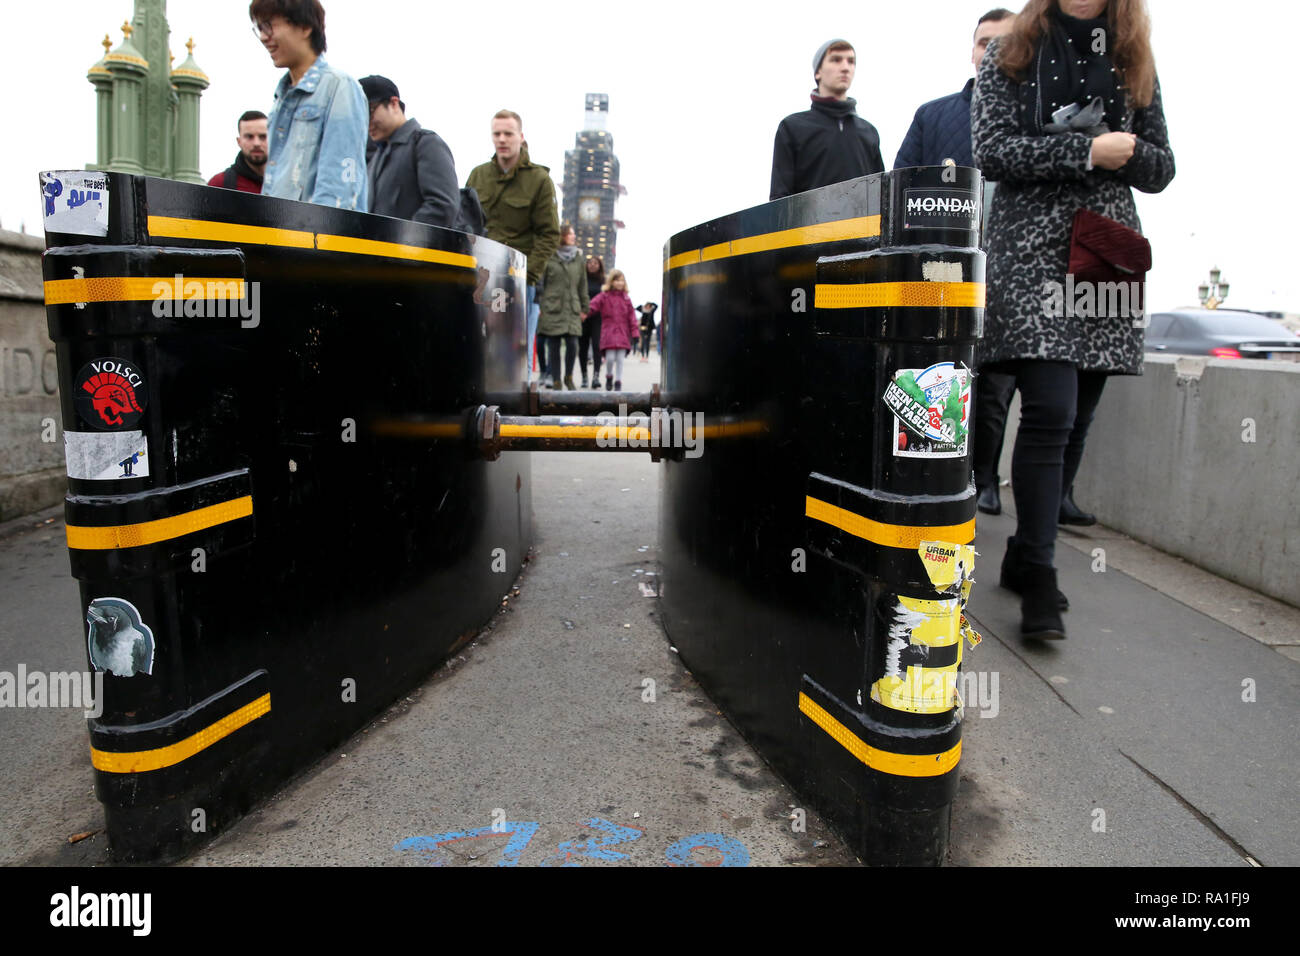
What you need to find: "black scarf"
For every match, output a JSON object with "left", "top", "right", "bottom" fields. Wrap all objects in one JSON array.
[
  {"left": 233, "top": 150, "right": 265, "bottom": 184},
  {"left": 1034, "top": 8, "right": 1123, "bottom": 134},
  {"left": 809, "top": 92, "right": 858, "bottom": 119}
]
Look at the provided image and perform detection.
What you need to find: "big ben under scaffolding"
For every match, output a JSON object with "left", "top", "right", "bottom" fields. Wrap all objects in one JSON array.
[{"left": 562, "top": 94, "right": 624, "bottom": 268}]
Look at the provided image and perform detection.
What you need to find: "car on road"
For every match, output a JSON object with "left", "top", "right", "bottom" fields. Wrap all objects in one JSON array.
[{"left": 1143, "top": 309, "right": 1300, "bottom": 360}]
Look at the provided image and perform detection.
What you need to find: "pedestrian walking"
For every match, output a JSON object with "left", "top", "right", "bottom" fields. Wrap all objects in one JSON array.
[
  {"left": 637, "top": 302, "right": 658, "bottom": 361},
  {"left": 536, "top": 224, "right": 589, "bottom": 389},
  {"left": 972, "top": 0, "right": 1174, "bottom": 640},
  {"left": 589, "top": 270, "right": 638, "bottom": 391},
  {"left": 579, "top": 255, "right": 605, "bottom": 387},
  {"left": 251, "top": 0, "right": 368, "bottom": 211},
  {"left": 466, "top": 110, "right": 560, "bottom": 380}
]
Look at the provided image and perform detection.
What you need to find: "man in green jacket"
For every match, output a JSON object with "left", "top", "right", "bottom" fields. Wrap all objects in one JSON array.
[{"left": 466, "top": 109, "right": 560, "bottom": 380}]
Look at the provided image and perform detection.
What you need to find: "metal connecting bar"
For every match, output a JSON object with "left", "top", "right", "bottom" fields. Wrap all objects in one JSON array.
[
  {"left": 484, "top": 381, "right": 661, "bottom": 416},
  {"left": 480, "top": 408, "right": 681, "bottom": 460}
]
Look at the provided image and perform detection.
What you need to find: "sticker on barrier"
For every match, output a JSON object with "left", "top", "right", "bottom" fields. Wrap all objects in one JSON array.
[
  {"left": 918, "top": 540, "right": 976, "bottom": 596},
  {"left": 65, "top": 431, "right": 150, "bottom": 480},
  {"left": 41, "top": 170, "right": 110, "bottom": 237},
  {"left": 872, "top": 595, "right": 962, "bottom": 714},
  {"left": 74, "top": 358, "right": 149, "bottom": 430},
  {"left": 86, "top": 597, "right": 155, "bottom": 678},
  {"left": 884, "top": 362, "right": 969, "bottom": 458}
]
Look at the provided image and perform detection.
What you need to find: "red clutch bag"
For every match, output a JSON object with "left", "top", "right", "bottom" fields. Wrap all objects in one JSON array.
[{"left": 1068, "top": 208, "right": 1152, "bottom": 282}]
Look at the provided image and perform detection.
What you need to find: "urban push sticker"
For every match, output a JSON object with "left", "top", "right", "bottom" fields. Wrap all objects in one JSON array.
[
  {"left": 40, "top": 171, "right": 110, "bottom": 237},
  {"left": 87, "top": 597, "right": 155, "bottom": 677},
  {"left": 918, "top": 541, "right": 976, "bottom": 598},
  {"left": 65, "top": 431, "right": 149, "bottom": 480},
  {"left": 884, "top": 362, "right": 969, "bottom": 458},
  {"left": 74, "top": 357, "right": 149, "bottom": 430}
]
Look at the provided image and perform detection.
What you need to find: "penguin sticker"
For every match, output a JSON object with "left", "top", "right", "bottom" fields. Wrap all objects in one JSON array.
[{"left": 86, "top": 598, "right": 155, "bottom": 677}]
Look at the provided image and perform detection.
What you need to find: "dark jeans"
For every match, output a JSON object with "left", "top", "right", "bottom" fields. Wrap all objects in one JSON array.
[
  {"left": 543, "top": 334, "right": 579, "bottom": 382},
  {"left": 579, "top": 316, "right": 602, "bottom": 378},
  {"left": 638, "top": 331, "right": 652, "bottom": 358},
  {"left": 972, "top": 370, "right": 1015, "bottom": 491},
  {"left": 1005, "top": 361, "right": 1108, "bottom": 569}
]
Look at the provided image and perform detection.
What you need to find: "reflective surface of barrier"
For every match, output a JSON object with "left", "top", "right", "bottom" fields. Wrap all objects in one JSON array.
[{"left": 659, "top": 167, "right": 984, "bottom": 865}]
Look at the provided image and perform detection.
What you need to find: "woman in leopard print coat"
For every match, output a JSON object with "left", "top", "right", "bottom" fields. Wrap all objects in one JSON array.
[{"left": 970, "top": 0, "right": 1174, "bottom": 639}]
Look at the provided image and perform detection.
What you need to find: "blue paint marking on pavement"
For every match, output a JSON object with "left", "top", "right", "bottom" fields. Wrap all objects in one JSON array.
[
  {"left": 664, "top": 832, "right": 751, "bottom": 867},
  {"left": 394, "top": 821, "right": 540, "bottom": 867},
  {"left": 545, "top": 817, "right": 644, "bottom": 867}
]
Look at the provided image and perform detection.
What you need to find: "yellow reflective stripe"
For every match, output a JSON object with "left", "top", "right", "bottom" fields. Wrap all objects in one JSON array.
[
  {"left": 314, "top": 233, "right": 476, "bottom": 269},
  {"left": 499, "top": 424, "right": 653, "bottom": 440},
  {"left": 148, "top": 215, "right": 314, "bottom": 248},
  {"left": 798, "top": 692, "right": 960, "bottom": 777},
  {"left": 665, "top": 249, "right": 700, "bottom": 271},
  {"left": 91, "top": 694, "right": 271, "bottom": 773},
  {"left": 44, "top": 277, "right": 246, "bottom": 305},
  {"left": 66, "top": 496, "right": 253, "bottom": 550},
  {"left": 815, "top": 281, "right": 986, "bottom": 309},
  {"left": 147, "top": 216, "right": 476, "bottom": 268},
  {"left": 805, "top": 495, "right": 974, "bottom": 549},
  {"left": 666, "top": 215, "right": 881, "bottom": 271},
  {"left": 731, "top": 216, "right": 881, "bottom": 256}
]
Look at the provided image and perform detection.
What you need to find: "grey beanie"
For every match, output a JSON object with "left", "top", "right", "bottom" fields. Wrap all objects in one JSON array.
[{"left": 813, "top": 38, "right": 852, "bottom": 77}]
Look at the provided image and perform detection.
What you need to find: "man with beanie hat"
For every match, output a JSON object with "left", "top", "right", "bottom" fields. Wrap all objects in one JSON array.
[
  {"left": 770, "top": 39, "right": 884, "bottom": 200},
  {"left": 360, "top": 74, "right": 460, "bottom": 228}
]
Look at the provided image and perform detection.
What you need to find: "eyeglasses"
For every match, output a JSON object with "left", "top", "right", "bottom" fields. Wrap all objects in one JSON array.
[
  {"left": 368, "top": 101, "right": 385, "bottom": 118},
  {"left": 251, "top": 19, "right": 274, "bottom": 39}
]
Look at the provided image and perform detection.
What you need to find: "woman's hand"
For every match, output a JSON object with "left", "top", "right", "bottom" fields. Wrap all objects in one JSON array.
[{"left": 1091, "top": 132, "right": 1138, "bottom": 170}]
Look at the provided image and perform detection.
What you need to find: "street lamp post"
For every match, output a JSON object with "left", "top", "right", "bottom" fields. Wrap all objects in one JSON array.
[{"left": 1198, "top": 266, "right": 1230, "bottom": 310}]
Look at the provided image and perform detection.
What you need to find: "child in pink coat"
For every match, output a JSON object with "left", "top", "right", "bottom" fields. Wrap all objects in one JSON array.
[{"left": 588, "top": 269, "right": 639, "bottom": 391}]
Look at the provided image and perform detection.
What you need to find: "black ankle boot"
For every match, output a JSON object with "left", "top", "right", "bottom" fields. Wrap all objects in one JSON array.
[
  {"left": 1021, "top": 565, "right": 1066, "bottom": 640},
  {"left": 977, "top": 483, "right": 1002, "bottom": 515},
  {"left": 1000, "top": 535, "right": 1069, "bottom": 611},
  {"left": 1059, "top": 486, "right": 1096, "bottom": 526}
]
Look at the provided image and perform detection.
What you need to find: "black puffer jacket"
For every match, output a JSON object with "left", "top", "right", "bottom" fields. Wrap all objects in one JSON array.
[
  {"left": 770, "top": 95, "right": 884, "bottom": 200},
  {"left": 894, "top": 79, "right": 976, "bottom": 169}
]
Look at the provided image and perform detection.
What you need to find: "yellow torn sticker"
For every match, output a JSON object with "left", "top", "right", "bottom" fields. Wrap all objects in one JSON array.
[
  {"left": 919, "top": 541, "right": 977, "bottom": 594},
  {"left": 872, "top": 595, "right": 963, "bottom": 714}
]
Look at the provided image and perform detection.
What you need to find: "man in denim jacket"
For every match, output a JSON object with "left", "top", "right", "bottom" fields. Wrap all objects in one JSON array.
[{"left": 251, "top": 0, "right": 368, "bottom": 211}]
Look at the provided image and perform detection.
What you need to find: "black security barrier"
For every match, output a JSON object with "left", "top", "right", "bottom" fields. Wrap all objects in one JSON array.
[
  {"left": 659, "top": 167, "right": 984, "bottom": 865},
  {"left": 41, "top": 170, "right": 533, "bottom": 862}
]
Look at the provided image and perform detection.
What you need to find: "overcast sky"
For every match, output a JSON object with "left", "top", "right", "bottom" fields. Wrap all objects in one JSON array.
[{"left": 3, "top": 0, "right": 1293, "bottom": 313}]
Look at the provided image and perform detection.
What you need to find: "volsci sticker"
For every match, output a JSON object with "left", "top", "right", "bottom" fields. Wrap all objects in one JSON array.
[
  {"left": 74, "top": 357, "right": 149, "bottom": 430},
  {"left": 40, "top": 171, "right": 110, "bottom": 237},
  {"left": 884, "top": 362, "right": 969, "bottom": 458},
  {"left": 65, "top": 431, "right": 149, "bottom": 480},
  {"left": 87, "top": 597, "right": 155, "bottom": 677}
]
